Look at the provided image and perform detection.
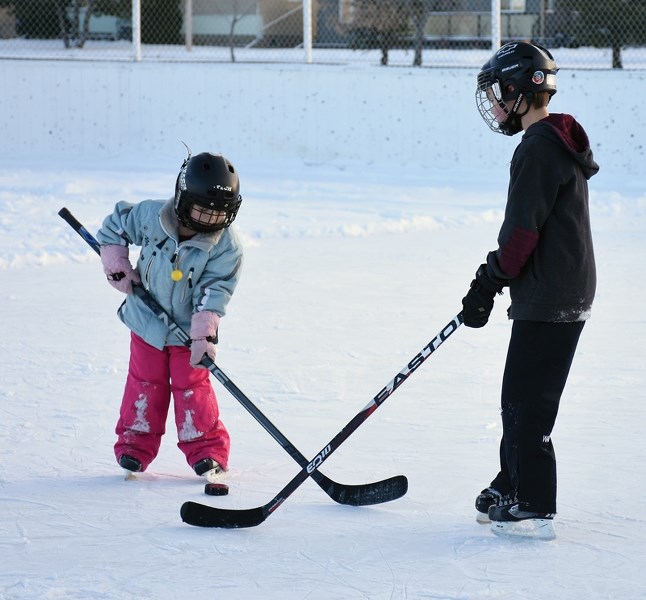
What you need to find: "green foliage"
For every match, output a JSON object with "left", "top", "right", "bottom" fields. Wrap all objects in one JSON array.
[
  {"left": 556, "top": 0, "right": 646, "bottom": 67},
  {"left": 141, "top": 0, "right": 182, "bottom": 45},
  {"left": 349, "top": 26, "right": 402, "bottom": 50},
  {"left": 13, "top": 0, "right": 60, "bottom": 38},
  {"left": 95, "top": 0, "right": 130, "bottom": 18},
  {"left": 348, "top": 0, "right": 411, "bottom": 64},
  {"left": 560, "top": 0, "right": 646, "bottom": 47}
]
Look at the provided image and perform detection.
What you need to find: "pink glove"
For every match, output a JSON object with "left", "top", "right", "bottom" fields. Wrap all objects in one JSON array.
[
  {"left": 189, "top": 311, "right": 220, "bottom": 368},
  {"left": 100, "top": 244, "right": 141, "bottom": 294}
]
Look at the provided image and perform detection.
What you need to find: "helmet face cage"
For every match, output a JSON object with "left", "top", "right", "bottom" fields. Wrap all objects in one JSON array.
[
  {"left": 476, "top": 74, "right": 518, "bottom": 135},
  {"left": 174, "top": 153, "right": 242, "bottom": 233},
  {"left": 475, "top": 42, "right": 558, "bottom": 136},
  {"left": 476, "top": 71, "right": 528, "bottom": 136}
]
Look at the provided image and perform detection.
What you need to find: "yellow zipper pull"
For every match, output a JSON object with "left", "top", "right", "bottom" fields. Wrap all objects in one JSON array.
[{"left": 170, "top": 249, "right": 183, "bottom": 281}]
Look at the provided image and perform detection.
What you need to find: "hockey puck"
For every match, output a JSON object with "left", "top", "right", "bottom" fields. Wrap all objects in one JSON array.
[{"left": 204, "top": 482, "right": 229, "bottom": 496}]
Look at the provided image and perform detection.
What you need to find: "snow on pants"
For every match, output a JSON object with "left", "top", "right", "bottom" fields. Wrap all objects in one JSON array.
[
  {"left": 490, "top": 320, "right": 585, "bottom": 514},
  {"left": 114, "top": 332, "right": 230, "bottom": 472}
]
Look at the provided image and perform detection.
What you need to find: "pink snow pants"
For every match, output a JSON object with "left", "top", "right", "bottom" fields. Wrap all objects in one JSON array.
[{"left": 114, "top": 332, "right": 230, "bottom": 472}]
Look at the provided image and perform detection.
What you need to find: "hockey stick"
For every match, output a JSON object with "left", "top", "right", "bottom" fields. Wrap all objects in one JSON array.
[
  {"left": 180, "top": 313, "right": 463, "bottom": 528},
  {"left": 58, "top": 207, "right": 407, "bottom": 507}
]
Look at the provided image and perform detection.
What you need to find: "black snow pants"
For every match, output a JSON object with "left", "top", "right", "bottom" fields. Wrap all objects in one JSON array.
[{"left": 490, "top": 319, "right": 585, "bottom": 513}]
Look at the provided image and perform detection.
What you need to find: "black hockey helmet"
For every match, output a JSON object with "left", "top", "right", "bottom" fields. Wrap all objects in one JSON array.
[
  {"left": 174, "top": 150, "right": 242, "bottom": 233},
  {"left": 476, "top": 41, "right": 558, "bottom": 136}
]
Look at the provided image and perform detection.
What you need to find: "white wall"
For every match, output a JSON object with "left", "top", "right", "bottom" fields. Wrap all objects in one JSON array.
[{"left": 1, "top": 59, "right": 644, "bottom": 176}]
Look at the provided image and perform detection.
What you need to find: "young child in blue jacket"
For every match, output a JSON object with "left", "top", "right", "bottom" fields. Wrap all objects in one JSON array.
[{"left": 96, "top": 151, "right": 243, "bottom": 480}]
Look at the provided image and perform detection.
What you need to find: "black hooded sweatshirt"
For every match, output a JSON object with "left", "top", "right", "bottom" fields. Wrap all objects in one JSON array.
[{"left": 484, "top": 113, "right": 599, "bottom": 322}]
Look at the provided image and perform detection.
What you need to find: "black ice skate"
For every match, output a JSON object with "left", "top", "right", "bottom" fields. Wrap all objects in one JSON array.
[
  {"left": 488, "top": 502, "right": 556, "bottom": 540},
  {"left": 193, "top": 458, "right": 223, "bottom": 482},
  {"left": 119, "top": 454, "right": 142, "bottom": 480},
  {"left": 475, "top": 487, "right": 503, "bottom": 524},
  {"left": 119, "top": 454, "right": 142, "bottom": 472}
]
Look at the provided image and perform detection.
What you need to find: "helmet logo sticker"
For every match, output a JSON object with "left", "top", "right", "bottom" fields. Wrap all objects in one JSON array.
[
  {"left": 532, "top": 71, "right": 545, "bottom": 85},
  {"left": 497, "top": 43, "right": 518, "bottom": 58},
  {"left": 178, "top": 165, "right": 187, "bottom": 191}
]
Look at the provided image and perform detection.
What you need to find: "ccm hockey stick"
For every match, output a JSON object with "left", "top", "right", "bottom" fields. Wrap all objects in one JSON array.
[
  {"left": 181, "top": 313, "right": 463, "bottom": 528},
  {"left": 59, "top": 207, "right": 407, "bottom": 507}
]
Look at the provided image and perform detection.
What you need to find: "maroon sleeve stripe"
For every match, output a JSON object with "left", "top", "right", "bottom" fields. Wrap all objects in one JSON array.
[{"left": 498, "top": 226, "right": 539, "bottom": 278}]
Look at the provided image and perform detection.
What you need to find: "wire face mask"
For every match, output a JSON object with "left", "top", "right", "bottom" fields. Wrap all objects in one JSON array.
[
  {"left": 476, "top": 81, "right": 520, "bottom": 136},
  {"left": 187, "top": 203, "right": 233, "bottom": 230},
  {"left": 476, "top": 81, "right": 528, "bottom": 136}
]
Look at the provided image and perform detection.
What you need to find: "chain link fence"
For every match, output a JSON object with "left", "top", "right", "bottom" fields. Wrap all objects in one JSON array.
[{"left": 1, "top": 0, "right": 645, "bottom": 68}]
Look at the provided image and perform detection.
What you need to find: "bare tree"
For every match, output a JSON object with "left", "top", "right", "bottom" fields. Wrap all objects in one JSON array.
[
  {"left": 410, "top": 0, "right": 426, "bottom": 66},
  {"left": 350, "top": 0, "right": 409, "bottom": 66},
  {"left": 411, "top": 0, "right": 456, "bottom": 67},
  {"left": 228, "top": 0, "right": 257, "bottom": 62},
  {"left": 55, "top": 0, "right": 94, "bottom": 48}
]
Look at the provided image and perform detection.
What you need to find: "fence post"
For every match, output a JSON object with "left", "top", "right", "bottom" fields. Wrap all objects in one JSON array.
[
  {"left": 132, "top": 0, "right": 142, "bottom": 61},
  {"left": 491, "top": 0, "right": 501, "bottom": 51},
  {"left": 185, "top": 0, "right": 193, "bottom": 52},
  {"left": 303, "top": 0, "right": 313, "bottom": 64}
]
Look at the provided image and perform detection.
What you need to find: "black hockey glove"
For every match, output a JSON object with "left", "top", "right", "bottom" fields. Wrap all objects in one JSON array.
[{"left": 461, "top": 264, "right": 503, "bottom": 328}]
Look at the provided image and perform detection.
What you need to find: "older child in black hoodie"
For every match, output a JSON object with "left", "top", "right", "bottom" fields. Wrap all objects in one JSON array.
[{"left": 462, "top": 42, "right": 599, "bottom": 539}]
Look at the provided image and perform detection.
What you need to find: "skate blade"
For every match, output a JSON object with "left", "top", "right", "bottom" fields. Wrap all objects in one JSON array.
[
  {"left": 491, "top": 518, "right": 555, "bottom": 540},
  {"left": 476, "top": 511, "right": 491, "bottom": 524},
  {"left": 204, "top": 468, "right": 223, "bottom": 483},
  {"left": 123, "top": 470, "right": 138, "bottom": 481}
]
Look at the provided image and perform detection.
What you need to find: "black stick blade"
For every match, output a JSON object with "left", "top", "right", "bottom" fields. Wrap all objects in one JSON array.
[
  {"left": 331, "top": 475, "right": 408, "bottom": 506},
  {"left": 180, "top": 502, "right": 267, "bottom": 529}
]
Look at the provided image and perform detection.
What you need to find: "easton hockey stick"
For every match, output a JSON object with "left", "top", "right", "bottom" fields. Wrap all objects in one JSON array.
[
  {"left": 180, "top": 313, "right": 463, "bottom": 528},
  {"left": 59, "top": 207, "right": 407, "bottom": 506}
]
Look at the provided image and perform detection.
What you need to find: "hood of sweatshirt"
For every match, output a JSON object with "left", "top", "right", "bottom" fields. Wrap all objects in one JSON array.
[{"left": 524, "top": 113, "right": 600, "bottom": 180}]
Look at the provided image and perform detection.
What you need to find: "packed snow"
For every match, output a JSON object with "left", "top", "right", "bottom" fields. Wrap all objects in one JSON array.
[{"left": 1, "top": 61, "right": 646, "bottom": 599}]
